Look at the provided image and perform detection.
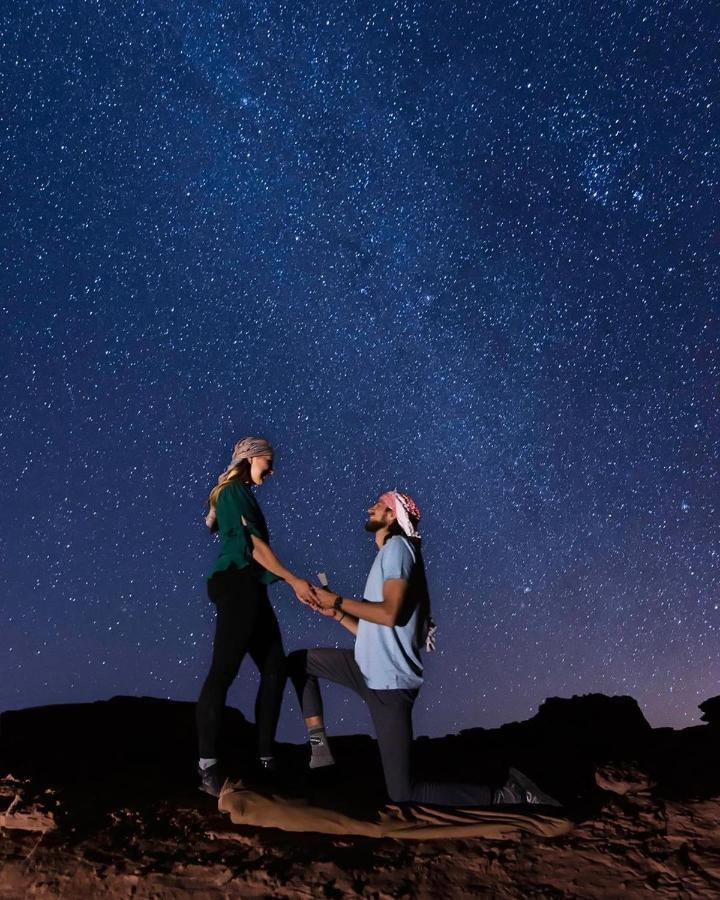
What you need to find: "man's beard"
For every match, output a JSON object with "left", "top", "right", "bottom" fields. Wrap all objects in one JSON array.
[{"left": 364, "top": 519, "right": 383, "bottom": 532}]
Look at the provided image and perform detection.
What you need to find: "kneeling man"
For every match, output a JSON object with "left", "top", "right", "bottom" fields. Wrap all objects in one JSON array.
[{"left": 288, "top": 491, "right": 558, "bottom": 807}]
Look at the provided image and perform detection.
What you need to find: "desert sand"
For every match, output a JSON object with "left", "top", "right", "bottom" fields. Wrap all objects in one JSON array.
[{"left": 2, "top": 694, "right": 720, "bottom": 898}]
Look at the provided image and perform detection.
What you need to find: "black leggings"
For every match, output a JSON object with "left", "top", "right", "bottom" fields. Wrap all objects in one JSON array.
[
  {"left": 196, "top": 566, "right": 286, "bottom": 759},
  {"left": 288, "top": 648, "right": 492, "bottom": 806}
]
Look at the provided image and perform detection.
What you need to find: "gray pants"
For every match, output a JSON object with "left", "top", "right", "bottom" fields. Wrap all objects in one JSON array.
[{"left": 288, "top": 648, "right": 492, "bottom": 806}]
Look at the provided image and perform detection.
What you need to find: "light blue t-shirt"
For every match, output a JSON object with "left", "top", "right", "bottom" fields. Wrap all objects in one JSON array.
[{"left": 354, "top": 535, "right": 424, "bottom": 690}]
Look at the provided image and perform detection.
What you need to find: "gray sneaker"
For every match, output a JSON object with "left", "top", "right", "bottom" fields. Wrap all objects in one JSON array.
[{"left": 494, "top": 767, "right": 561, "bottom": 807}]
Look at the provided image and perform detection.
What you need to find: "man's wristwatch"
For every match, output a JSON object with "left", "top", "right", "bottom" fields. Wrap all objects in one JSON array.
[{"left": 333, "top": 594, "right": 343, "bottom": 611}]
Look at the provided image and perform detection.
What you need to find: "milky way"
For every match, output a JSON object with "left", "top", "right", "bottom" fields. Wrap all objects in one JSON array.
[{"left": 1, "top": 1, "right": 718, "bottom": 740}]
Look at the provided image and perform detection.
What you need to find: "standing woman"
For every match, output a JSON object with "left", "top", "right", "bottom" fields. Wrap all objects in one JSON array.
[{"left": 196, "top": 436, "right": 312, "bottom": 796}]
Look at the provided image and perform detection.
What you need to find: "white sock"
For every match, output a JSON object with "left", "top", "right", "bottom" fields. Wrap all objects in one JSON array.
[{"left": 199, "top": 757, "right": 218, "bottom": 770}]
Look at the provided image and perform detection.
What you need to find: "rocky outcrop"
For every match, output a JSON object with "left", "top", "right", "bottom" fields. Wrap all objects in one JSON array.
[{"left": 699, "top": 695, "right": 720, "bottom": 726}]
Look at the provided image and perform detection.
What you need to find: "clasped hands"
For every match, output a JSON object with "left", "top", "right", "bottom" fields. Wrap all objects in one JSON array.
[{"left": 289, "top": 578, "right": 339, "bottom": 616}]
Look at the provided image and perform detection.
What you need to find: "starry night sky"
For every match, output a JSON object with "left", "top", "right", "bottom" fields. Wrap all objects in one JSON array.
[{"left": 2, "top": 1, "right": 718, "bottom": 741}]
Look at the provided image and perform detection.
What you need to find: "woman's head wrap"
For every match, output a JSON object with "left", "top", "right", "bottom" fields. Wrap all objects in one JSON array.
[
  {"left": 378, "top": 490, "right": 421, "bottom": 539},
  {"left": 205, "top": 436, "right": 273, "bottom": 529},
  {"left": 226, "top": 437, "right": 274, "bottom": 470}
]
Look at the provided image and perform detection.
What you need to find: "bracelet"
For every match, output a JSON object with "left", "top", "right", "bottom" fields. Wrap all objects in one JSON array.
[{"left": 336, "top": 611, "right": 346, "bottom": 623}]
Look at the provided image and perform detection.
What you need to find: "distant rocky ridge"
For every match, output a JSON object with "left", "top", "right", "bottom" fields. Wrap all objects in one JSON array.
[{"left": 2, "top": 693, "right": 720, "bottom": 898}]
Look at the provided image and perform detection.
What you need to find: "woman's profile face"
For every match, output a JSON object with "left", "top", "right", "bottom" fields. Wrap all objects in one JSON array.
[{"left": 250, "top": 455, "right": 274, "bottom": 486}]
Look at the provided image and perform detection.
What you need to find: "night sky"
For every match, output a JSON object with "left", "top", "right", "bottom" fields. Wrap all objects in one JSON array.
[{"left": 2, "top": 1, "right": 718, "bottom": 742}]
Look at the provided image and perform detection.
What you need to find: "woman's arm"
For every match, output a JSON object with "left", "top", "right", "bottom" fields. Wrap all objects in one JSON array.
[
  {"left": 249, "top": 534, "right": 313, "bottom": 602},
  {"left": 218, "top": 488, "right": 313, "bottom": 602}
]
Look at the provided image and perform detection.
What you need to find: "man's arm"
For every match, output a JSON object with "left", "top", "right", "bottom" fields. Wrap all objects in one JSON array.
[
  {"left": 311, "top": 579, "right": 409, "bottom": 627},
  {"left": 337, "top": 612, "right": 359, "bottom": 635},
  {"left": 323, "top": 607, "right": 359, "bottom": 636}
]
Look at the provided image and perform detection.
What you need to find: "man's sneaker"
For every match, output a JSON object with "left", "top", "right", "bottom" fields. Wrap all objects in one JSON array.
[
  {"left": 493, "top": 767, "right": 561, "bottom": 807},
  {"left": 198, "top": 762, "right": 227, "bottom": 798}
]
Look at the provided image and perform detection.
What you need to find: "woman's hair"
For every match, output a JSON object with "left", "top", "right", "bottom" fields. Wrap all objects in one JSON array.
[{"left": 207, "top": 459, "right": 252, "bottom": 525}]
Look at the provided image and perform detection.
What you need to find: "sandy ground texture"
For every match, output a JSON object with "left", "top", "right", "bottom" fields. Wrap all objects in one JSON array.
[{"left": 2, "top": 695, "right": 720, "bottom": 898}]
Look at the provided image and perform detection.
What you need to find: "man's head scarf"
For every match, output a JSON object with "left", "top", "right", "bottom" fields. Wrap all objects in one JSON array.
[
  {"left": 205, "top": 437, "right": 273, "bottom": 529},
  {"left": 380, "top": 491, "right": 435, "bottom": 651},
  {"left": 378, "top": 490, "right": 422, "bottom": 539}
]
